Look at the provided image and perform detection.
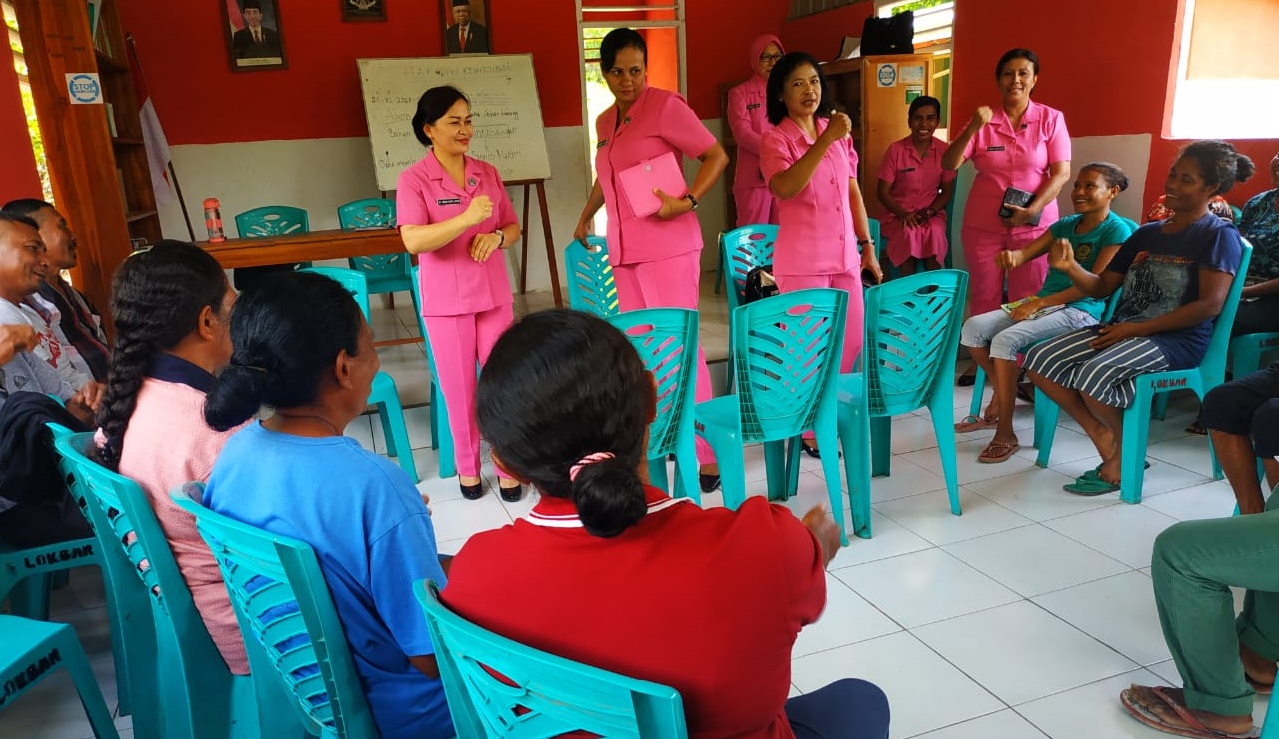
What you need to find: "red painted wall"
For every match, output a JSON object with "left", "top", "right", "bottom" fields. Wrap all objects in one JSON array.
[
  {"left": 948, "top": 0, "right": 1278, "bottom": 207},
  {"left": 779, "top": 3, "right": 874, "bottom": 63},
  {"left": 0, "top": 53, "right": 42, "bottom": 204}
]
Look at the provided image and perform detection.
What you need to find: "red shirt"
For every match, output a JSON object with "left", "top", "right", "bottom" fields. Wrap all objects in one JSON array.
[{"left": 443, "top": 487, "right": 826, "bottom": 738}]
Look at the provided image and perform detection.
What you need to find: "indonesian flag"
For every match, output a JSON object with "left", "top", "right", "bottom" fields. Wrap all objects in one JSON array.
[{"left": 126, "top": 38, "right": 175, "bottom": 207}]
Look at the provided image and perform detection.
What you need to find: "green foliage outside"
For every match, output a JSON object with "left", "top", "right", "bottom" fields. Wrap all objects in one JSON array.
[
  {"left": 5, "top": 13, "right": 52, "bottom": 200},
  {"left": 891, "top": 0, "right": 947, "bottom": 14}
]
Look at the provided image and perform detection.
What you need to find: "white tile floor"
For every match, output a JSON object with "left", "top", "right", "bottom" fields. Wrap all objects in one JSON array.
[{"left": 3, "top": 276, "right": 1270, "bottom": 739}]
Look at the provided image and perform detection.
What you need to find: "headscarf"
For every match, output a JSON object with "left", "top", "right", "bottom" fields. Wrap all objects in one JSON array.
[{"left": 748, "top": 34, "right": 784, "bottom": 78}]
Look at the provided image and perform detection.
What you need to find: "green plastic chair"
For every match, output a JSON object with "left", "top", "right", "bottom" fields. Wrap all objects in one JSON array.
[
  {"left": 414, "top": 580, "right": 688, "bottom": 738},
  {"left": 234, "top": 205, "right": 312, "bottom": 273},
  {"left": 565, "top": 236, "right": 620, "bottom": 318},
  {"left": 410, "top": 266, "right": 457, "bottom": 479},
  {"left": 0, "top": 615, "right": 120, "bottom": 738},
  {"left": 337, "top": 198, "right": 414, "bottom": 308},
  {"left": 1035, "top": 241, "right": 1254, "bottom": 501},
  {"left": 1229, "top": 332, "right": 1279, "bottom": 377},
  {"left": 694, "top": 288, "right": 850, "bottom": 543},
  {"left": 51, "top": 432, "right": 294, "bottom": 739},
  {"left": 718, "top": 225, "right": 777, "bottom": 391},
  {"left": 173, "top": 487, "right": 380, "bottom": 739},
  {"left": 607, "top": 308, "right": 701, "bottom": 505},
  {"left": 837, "top": 270, "right": 969, "bottom": 538},
  {"left": 301, "top": 267, "right": 419, "bottom": 482}
]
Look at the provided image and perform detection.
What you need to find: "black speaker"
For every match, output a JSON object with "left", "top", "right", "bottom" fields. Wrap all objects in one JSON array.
[{"left": 860, "top": 11, "right": 915, "bottom": 55}]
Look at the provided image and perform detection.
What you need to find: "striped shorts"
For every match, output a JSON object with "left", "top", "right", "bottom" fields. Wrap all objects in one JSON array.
[{"left": 1022, "top": 326, "right": 1171, "bottom": 409}]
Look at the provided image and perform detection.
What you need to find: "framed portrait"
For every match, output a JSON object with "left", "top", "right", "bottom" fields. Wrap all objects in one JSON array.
[
  {"left": 442, "top": 0, "right": 492, "bottom": 56},
  {"left": 340, "top": 0, "right": 386, "bottom": 22},
  {"left": 222, "top": 0, "right": 287, "bottom": 72}
]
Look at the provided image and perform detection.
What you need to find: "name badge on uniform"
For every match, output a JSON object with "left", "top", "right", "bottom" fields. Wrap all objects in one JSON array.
[
  {"left": 746, "top": 103, "right": 761, "bottom": 110},
  {"left": 899, "top": 167, "right": 916, "bottom": 173},
  {"left": 597, "top": 139, "right": 608, "bottom": 149},
  {"left": 437, "top": 198, "right": 461, "bottom": 206},
  {"left": 986, "top": 145, "right": 1006, "bottom": 152}
]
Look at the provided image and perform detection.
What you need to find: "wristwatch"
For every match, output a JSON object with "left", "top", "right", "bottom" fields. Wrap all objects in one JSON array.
[
  {"left": 684, "top": 194, "right": 699, "bottom": 212},
  {"left": 494, "top": 229, "right": 505, "bottom": 247}
]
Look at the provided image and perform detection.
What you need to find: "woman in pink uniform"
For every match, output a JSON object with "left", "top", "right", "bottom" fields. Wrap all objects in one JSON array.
[
  {"left": 397, "top": 85, "right": 523, "bottom": 503},
  {"left": 727, "top": 34, "right": 784, "bottom": 227},
  {"left": 761, "top": 51, "right": 882, "bottom": 458},
  {"left": 573, "top": 27, "right": 728, "bottom": 492},
  {"left": 877, "top": 95, "right": 955, "bottom": 275}
]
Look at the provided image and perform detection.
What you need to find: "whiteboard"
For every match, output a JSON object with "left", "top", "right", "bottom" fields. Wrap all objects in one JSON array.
[{"left": 356, "top": 55, "right": 552, "bottom": 192}]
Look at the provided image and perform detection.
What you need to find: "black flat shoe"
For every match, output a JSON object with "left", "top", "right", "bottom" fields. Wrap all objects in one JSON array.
[
  {"left": 699, "top": 474, "right": 721, "bottom": 493},
  {"left": 499, "top": 483, "right": 523, "bottom": 503},
  {"left": 460, "top": 482, "right": 484, "bottom": 500},
  {"left": 957, "top": 368, "right": 977, "bottom": 387},
  {"left": 801, "top": 441, "right": 841, "bottom": 459}
]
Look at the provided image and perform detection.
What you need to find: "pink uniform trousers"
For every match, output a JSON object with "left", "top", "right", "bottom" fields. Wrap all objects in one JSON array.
[
  {"left": 734, "top": 184, "right": 777, "bottom": 229},
  {"left": 424, "top": 303, "right": 515, "bottom": 479},
  {"left": 960, "top": 226, "right": 1050, "bottom": 315},
  {"left": 612, "top": 251, "right": 716, "bottom": 465},
  {"left": 774, "top": 270, "right": 865, "bottom": 373}
]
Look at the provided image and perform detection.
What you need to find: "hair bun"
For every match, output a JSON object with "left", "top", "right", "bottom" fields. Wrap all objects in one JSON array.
[{"left": 570, "top": 454, "right": 647, "bottom": 538}]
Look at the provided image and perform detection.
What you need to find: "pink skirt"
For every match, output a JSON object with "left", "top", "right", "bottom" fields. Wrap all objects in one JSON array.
[{"left": 881, "top": 215, "right": 948, "bottom": 267}]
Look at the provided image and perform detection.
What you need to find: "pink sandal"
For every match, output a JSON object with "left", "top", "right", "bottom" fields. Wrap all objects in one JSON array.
[{"left": 954, "top": 414, "right": 998, "bottom": 433}]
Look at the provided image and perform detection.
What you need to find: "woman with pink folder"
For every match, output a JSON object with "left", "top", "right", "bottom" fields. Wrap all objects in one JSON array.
[{"left": 573, "top": 27, "right": 729, "bottom": 492}]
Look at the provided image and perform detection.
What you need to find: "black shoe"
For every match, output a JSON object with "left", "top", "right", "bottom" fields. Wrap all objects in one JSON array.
[
  {"left": 699, "top": 474, "right": 721, "bottom": 493},
  {"left": 957, "top": 367, "right": 977, "bottom": 387},
  {"left": 801, "top": 441, "right": 841, "bottom": 459},
  {"left": 460, "top": 481, "right": 484, "bottom": 500},
  {"left": 499, "top": 483, "right": 523, "bottom": 503}
]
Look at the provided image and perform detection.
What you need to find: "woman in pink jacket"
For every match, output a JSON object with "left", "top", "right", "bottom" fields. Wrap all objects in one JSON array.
[{"left": 727, "top": 34, "right": 784, "bottom": 227}]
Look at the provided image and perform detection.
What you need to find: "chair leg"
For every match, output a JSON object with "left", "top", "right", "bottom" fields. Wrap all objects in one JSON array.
[
  {"left": 968, "top": 366, "right": 987, "bottom": 419},
  {"left": 1035, "top": 387, "right": 1061, "bottom": 468},
  {"left": 870, "top": 416, "right": 892, "bottom": 477},
  {"left": 714, "top": 247, "right": 724, "bottom": 295},
  {"left": 428, "top": 382, "right": 440, "bottom": 451},
  {"left": 764, "top": 440, "right": 790, "bottom": 501},
  {"left": 814, "top": 421, "right": 848, "bottom": 545},
  {"left": 1152, "top": 391, "right": 1170, "bottom": 421},
  {"left": 838, "top": 406, "right": 873, "bottom": 539},
  {"left": 647, "top": 455, "right": 670, "bottom": 496},
  {"left": 674, "top": 436, "right": 702, "bottom": 506},
  {"left": 1120, "top": 389, "right": 1153, "bottom": 505},
  {"left": 715, "top": 438, "right": 748, "bottom": 511},
  {"left": 53, "top": 625, "right": 122, "bottom": 739},
  {"left": 928, "top": 404, "right": 963, "bottom": 516},
  {"left": 373, "top": 377, "right": 419, "bottom": 482}
]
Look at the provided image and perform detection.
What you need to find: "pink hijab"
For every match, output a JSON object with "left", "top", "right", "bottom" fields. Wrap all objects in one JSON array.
[{"left": 748, "top": 34, "right": 784, "bottom": 78}]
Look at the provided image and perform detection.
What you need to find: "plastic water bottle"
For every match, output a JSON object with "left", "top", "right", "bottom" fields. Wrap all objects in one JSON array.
[{"left": 203, "top": 198, "right": 225, "bottom": 242}]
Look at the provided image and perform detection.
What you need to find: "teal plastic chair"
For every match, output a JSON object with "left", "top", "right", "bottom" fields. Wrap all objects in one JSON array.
[
  {"left": 565, "top": 236, "right": 620, "bottom": 318},
  {"left": 337, "top": 198, "right": 414, "bottom": 308},
  {"left": 414, "top": 580, "right": 688, "bottom": 738},
  {"left": 0, "top": 615, "right": 120, "bottom": 738},
  {"left": 234, "top": 205, "right": 312, "bottom": 269},
  {"left": 302, "top": 267, "right": 419, "bottom": 482},
  {"left": 838, "top": 270, "right": 968, "bottom": 538},
  {"left": 173, "top": 487, "right": 380, "bottom": 739},
  {"left": 694, "top": 288, "right": 849, "bottom": 543},
  {"left": 52, "top": 432, "right": 292, "bottom": 739},
  {"left": 410, "top": 265, "right": 457, "bottom": 479},
  {"left": 607, "top": 308, "right": 701, "bottom": 505},
  {"left": 1035, "top": 241, "right": 1254, "bottom": 501},
  {"left": 719, "top": 225, "right": 778, "bottom": 390},
  {"left": 1230, "top": 332, "right": 1279, "bottom": 377}
]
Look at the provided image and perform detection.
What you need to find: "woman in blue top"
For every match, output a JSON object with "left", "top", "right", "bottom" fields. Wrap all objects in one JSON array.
[
  {"left": 202, "top": 271, "right": 452, "bottom": 739},
  {"left": 955, "top": 162, "right": 1134, "bottom": 463},
  {"left": 1025, "top": 140, "right": 1252, "bottom": 495}
]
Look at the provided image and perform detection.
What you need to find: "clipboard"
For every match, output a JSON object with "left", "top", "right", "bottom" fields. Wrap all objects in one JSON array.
[{"left": 617, "top": 152, "right": 688, "bottom": 218}]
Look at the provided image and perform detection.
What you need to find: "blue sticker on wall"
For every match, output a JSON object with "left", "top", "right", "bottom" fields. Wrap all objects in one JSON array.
[
  {"left": 876, "top": 63, "right": 897, "bottom": 88},
  {"left": 65, "top": 73, "right": 102, "bottom": 105}
]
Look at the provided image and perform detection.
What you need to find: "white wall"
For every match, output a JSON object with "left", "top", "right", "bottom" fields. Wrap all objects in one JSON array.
[{"left": 158, "top": 120, "right": 732, "bottom": 293}]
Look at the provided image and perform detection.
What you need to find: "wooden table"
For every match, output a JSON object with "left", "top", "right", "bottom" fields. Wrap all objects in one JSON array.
[{"left": 196, "top": 228, "right": 404, "bottom": 269}]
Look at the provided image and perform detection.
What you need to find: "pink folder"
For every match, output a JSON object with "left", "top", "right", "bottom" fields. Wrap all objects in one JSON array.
[{"left": 617, "top": 152, "right": 688, "bottom": 218}]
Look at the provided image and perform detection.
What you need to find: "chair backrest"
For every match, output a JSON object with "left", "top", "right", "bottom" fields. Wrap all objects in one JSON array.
[
  {"left": 234, "top": 205, "right": 310, "bottom": 239},
  {"left": 172, "top": 488, "right": 380, "bottom": 739},
  {"left": 565, "top": 236, "right": 620, "bottom": 318},
  {"left": 606, "top": 308, "right": 699, "bottom": 458},
  {"left": 337, "top": 198, "right": 395, "bottom": 230},
  {"left": 301, "top": 266, "right": 372, "bottom": 320},
  {"left": 719, "top": 225, "right": 777, "bottom": 313},
  {"left": 414, "top": 580, "right": 688, "bottom": 739},
  {"left": 862, "top": 269, "right": 968, "bottom": 416},
  {"left": 1201, "top": 239, "right": 1254, "bottom": 375},
  {"left": 732, "top": 287, "right": 848, "bottom": 442},
  {"left": 1101, "top": 286, "right": 1124, "bottom": 322}
]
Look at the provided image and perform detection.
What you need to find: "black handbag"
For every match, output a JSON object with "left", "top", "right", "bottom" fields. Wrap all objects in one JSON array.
[
  {"left": 860, "top": 11, "right": 914, "bottom": 55},
  {"left": 743, "top": 265, "right": 778, "bottom": 304}
]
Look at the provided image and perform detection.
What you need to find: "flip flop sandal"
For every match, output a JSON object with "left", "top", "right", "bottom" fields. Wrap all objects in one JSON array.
[
  {"left": 1246, "top": 675, "right": 1274, "bottom": 696},
  {"left": 1063, "top": 476, "right": 1121, "bottom": 496},
  {"left": 1120, "top": 685, "right": 1259, "bottom": 738},
  {"left": 954, "top": 414, "right": 999, "bottom": 433},
  {"left": 977, "top": 440, "right": 1020, "bottom": 464},
  {"left": 1079, "top": 460, "right": 1151, "bottom": 481},
  {"left": 1186, "top": 422, "right": 1208, "bottom": 436}
]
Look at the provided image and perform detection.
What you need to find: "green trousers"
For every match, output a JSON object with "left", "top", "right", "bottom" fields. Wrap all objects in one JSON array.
[{"left": 1152, "top": 490, "right": 1279, "bottom": 716}]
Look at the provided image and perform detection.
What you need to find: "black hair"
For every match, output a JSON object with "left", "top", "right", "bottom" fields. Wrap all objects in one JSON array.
[
  {"left": 996, "top": 48, "right": 1039, "bottom": 79},
  {"left": 766, "top": 51, "right": 831, "bottom": 126},
  {"left": 1, "top": 198, "right": 53, "bottom": 221},
  {"left": 93, "top": 240, "right": 228, "bottom": 471},
  {"left": 1080, "top": 161, "right": 1130, "bottom": 193},
  {"left": 0, "top": 212, "right": 39, "bottom": 231},
  {"left": 411, "top": 85, "right": 470, "bottom": 148},
  {"left": 908, "top": 95, "right": 941, "bottom": 119},
  {"left": 1177, "top": 140, "right": 1255, "bottom": 196},
  {"left": 477, "top": 309, "right": 651, "bottom": 538},
  {"left": 204, "top": 271, "right": 365, "bottom": 432},
  {"left": 599, "top": 28, "right": 647, "bottom": 74}
]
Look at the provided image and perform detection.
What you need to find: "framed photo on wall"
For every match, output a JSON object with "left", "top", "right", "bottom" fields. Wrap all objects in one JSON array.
[
  {"left": 341, "top": 0, "right": 386, "bottom": 22},
  {"left": 442, "top": 0, "right": 491, "bottom": 56},
  {"left": 223, "top": 0, "right": 287, "bottom": 71}
]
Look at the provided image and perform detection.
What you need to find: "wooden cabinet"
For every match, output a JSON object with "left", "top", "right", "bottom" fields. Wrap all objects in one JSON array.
[
  {"left": 823, "top": 53, "right": 936, "bottom": 219},
  {"left": 14, "top": 0, "right": 157, "bottom": 318}
]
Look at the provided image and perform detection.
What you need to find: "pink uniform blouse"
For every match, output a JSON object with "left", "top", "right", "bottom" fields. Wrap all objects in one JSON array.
[
  {"left": 595, "top": 86, "right": 717, "bottom": 266},
  {"left": 760, "top": 116, "right": 859, "bottom": 277},
  {"left": 727, "top": 76, "right": 772, "bottom": 190},
  {"left": 960, "top": 98, "right": 1070, "bottom": 234},
  {"left": 878, "top": 135, "right": 955, "bottom": 214},
  {"left": 396, "top": 154, "right": 516, "bottom": 317}
]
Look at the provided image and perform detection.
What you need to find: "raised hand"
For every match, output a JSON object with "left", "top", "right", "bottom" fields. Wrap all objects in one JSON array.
[
  {"left": 463, "top": 195, "right": 494, "bottom": 227},
  {"left": 970, "top": 106, "right": 993, "bottom": 130},
  {"left": 1047, "top": 238, "right": 1077, "bottom": 272}
]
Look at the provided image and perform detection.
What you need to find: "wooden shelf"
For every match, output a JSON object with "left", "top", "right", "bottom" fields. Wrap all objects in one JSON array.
[
  {"left": 95, "top": 49, "right": 126, "bottom": 73},
  {"left": 125, "top": 210, "right": 158, "bottom": 223},
  {"left": 111, "top": 137, "right": 144, "bottom": 147}
]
